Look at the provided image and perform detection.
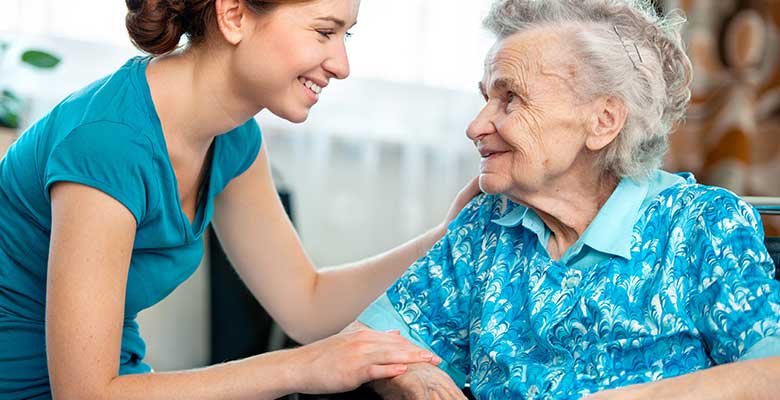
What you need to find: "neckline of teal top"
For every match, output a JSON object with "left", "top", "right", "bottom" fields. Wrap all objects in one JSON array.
[
  {"left": 130, "top": 56, "right": 219, "bottom": 241},
  {"left": 491, "top": 170, "right": 689, "bottom": 268}
]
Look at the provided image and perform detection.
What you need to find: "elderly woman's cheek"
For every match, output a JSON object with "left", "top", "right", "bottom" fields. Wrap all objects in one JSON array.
[{"left": 510, "top": 107, "right": 545, "bottom": 141}]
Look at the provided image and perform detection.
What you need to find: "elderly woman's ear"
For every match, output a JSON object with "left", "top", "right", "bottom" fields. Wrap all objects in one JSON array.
[{"left": 584, "top": 96, "right": 627, "bottom": 152}]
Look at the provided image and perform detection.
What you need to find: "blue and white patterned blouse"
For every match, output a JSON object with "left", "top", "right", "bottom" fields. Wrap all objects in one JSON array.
[{"left": 358, "top": 171, "right": 780, "bottom": 399}]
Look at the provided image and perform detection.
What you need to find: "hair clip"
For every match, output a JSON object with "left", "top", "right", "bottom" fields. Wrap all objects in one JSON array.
[{"left": 613, "top": 25, "right": 643, "bottom": 69}]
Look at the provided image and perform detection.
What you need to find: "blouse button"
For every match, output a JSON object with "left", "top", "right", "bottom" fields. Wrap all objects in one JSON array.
[{"left": 564, "top": 276, "right": 580, "bottom": 289}]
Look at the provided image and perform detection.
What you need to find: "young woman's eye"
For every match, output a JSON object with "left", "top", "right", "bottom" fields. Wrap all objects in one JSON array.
[
  {"left": 344, "top": 31, "right": 353, "bottom": 40},
  {"left": 317, "top": 30, "right": 334, "bottom": 39}
]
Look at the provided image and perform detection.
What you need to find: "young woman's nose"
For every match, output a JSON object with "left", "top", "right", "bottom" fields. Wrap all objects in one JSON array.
[{"left": 323, "top": 40, "right": 350, "bottom": 80}]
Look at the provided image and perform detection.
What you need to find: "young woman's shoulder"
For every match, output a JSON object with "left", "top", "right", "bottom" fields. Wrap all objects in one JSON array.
[
  {"left": 55, "top": 57, "right": 152, "bottom": 127},
  {"left": 43, "top": 120, "right": 157, "bottom": 224},
  {"left": 215, "top": 117, "right": 264, "bottom": 182}
]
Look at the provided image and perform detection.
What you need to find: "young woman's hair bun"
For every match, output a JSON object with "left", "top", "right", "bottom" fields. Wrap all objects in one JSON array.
[{"left": 125, "top": 0, "right": 190, "bottom": 55}]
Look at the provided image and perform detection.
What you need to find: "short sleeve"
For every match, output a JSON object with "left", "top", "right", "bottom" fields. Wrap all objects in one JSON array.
[
  {"left": 381, "top": 194, "right": 496, "bottom": 382},
  {"left": 235, "top": 119, "right": 262, "bottom": 177},
  {"left": 684, "top": 189, "right": 780, "bottom": 364},
  {"left": 219, "top": 118, "right": 263, "bottom": 180},
  {"left": 44, "top": 121, "right": 154, "bottom": 224}
]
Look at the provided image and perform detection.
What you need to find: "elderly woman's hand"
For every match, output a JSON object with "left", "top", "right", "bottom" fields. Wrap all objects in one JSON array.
[{"left": 369, "top": 362, "right": 467, "bottom": 400}]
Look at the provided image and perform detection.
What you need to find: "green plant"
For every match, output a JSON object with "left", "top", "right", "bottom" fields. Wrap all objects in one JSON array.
[{"left": 0, "top": 41, "right": 61, "bottom": 129}]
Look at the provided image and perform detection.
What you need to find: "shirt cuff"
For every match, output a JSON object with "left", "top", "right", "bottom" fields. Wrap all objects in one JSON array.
[
  {"left": 357, "top": 294, "right": 468, "bottom": 387},
  {"left": 739, "top": 334, "right": 780, "bottom": 361}
]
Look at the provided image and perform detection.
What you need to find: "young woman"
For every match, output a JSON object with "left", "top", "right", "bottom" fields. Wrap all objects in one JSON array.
[{"left": 0, "top": 0, "right": 479, "bottom": 398}]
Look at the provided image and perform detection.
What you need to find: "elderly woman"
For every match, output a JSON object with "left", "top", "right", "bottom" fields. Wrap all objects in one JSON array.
[{"left": 350, "top": 0, "right": 780, "bottom": 399}]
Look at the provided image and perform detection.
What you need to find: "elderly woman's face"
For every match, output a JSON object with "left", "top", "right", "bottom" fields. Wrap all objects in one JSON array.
[{"left": 467, "top": 29, "right": 591, "bottom": 197}]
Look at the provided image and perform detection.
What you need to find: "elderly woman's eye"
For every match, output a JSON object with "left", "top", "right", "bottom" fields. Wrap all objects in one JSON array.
[{"left": 505, "top": 92, "right": 523, "bottom": 109}]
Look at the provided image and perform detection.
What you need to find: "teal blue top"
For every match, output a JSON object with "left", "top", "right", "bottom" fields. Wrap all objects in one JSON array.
[
  {"left": 0, "top": 56, "right": 262, "bottom": 399},
  {"left": 359, "top": 171, "right": 780, "bottom": 398}
]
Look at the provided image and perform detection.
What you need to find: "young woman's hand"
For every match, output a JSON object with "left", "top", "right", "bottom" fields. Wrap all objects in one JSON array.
[
  {"left": 440, "top": 177, "right": 481, "bottom": 231},
  {"left": 369, "top": 362, "right": 467, "bottom": 400},
  {"left": 289, "top": 329, "right": 441, "bottom": 395}
]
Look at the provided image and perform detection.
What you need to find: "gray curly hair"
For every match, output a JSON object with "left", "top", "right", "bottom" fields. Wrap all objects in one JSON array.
[{"left": 484, "top": 0, "right": 693, "bottom": 178}]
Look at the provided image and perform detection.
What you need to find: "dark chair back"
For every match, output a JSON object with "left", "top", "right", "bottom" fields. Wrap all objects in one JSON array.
[
  {"left": 766, "top": 237, "right": 780, "bottom": 280},
  {"left": 748, "top": 197, "right": 780, "bottom": 280}
]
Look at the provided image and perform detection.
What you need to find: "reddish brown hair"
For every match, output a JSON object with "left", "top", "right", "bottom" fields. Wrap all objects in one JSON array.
[{"left": 125, "top": 0, "right": 313, "bottom": 55}]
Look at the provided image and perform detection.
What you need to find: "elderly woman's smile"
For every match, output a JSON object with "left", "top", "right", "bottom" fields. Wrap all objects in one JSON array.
[
  {"left": 356, "top": 1, "right": 780, "bottom": 399},
  {"left": 468, "top": 28, "right": 612, "bottom": 232}
]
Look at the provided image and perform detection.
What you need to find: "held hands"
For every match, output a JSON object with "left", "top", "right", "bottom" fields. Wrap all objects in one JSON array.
[
  {"left": 289, "top": 329, "right": 442, "bottom": 395},
  {"left": 370, "top": 362, "right": 467, "bottom": 400}
]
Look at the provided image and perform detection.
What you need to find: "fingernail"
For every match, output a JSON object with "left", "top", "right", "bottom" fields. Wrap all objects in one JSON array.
[
  {"left": 420, "top": 351, "right": 433, "bottom": 359},
  {"left": 432, "top": 355, "right": 442, "bottom": 364},
  {"left": 397, "top": 365, "right": 408, "bottom": 373}
]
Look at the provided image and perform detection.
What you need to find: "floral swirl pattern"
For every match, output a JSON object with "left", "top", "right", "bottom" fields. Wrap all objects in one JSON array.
[{"left": 386, "top": 174, "right": 779, "bottom": 399}]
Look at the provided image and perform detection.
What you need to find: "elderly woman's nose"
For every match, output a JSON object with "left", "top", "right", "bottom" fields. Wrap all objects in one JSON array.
[{"left": 466, "top": 110, "right": 496, "bottom": 141}]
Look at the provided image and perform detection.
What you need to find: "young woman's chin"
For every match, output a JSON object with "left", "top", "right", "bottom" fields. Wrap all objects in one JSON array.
[
  {"left": 284, "top": 112, "right": 309, "bottom": 124},
  {"left": 269, "top": 106, "right": 311, "bottom": 124}
]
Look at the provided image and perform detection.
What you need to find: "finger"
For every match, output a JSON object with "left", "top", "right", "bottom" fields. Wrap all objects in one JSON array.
[
  {"left": 462, "top": 175, "right": 481, "bottom": 195},
  {"left": 364, "top": 364, "right": 409, "bottom": 381},
  {"left": 357, "top": 331, "right": 441, "bottom": 363},
  {"left": 430, "top": 380, "right": 463, "bottom": 400},
  {"left": 368, "top": 350, "right": 437, "bottom": 365},
  {"left": 452, "top": 387, "right": 469, "bottom": 400},
  {"left": 430, "top": 374, "right": 464, "bottom": 400},
  {"left": 452, "top": 176, "right": 481, "bottom": 206},
  {"left": 370, "top": 331, "right": 434, "bottom": 350},
  {"left": 378, "top": 337, "right": 442, "bottom": 365}
]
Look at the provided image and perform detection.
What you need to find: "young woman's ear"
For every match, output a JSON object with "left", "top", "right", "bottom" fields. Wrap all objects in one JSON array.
[
  {"left": 214, "top": 0, "right": 246, "bottom": 45},
  {"left": 585, "top": 96, "right": 627, "bottom": 151}
]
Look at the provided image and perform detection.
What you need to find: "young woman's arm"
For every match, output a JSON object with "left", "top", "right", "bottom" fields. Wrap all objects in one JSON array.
[
  {"left": 46, "top": 182, "right": 436, "bottom": 399},
  {"left": 212, "top": 146, "right": 479, "bottom": 343}
]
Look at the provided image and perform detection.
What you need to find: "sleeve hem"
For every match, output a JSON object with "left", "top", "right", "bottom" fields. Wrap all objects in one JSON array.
[
  {"left": 234, "top": 120, "right": 263, "bottom": 178},
  {"left": 45, "top": 175, "right": 144, "bottom": 225},
  {"left": 738, "top": 334, "right": 780, "bottom": 362}
]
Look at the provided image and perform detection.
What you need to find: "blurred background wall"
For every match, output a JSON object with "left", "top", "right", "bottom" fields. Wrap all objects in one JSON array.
[
  {"left": 665, "top": 0, "right": 780, "bottom": 231},
  {"left": 1, "top": 0, "right": 778, "bottom": 372}
]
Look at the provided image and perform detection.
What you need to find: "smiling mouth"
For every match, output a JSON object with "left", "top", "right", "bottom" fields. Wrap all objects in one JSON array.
[
  {"left": 480, "top": 150, "right": 508, "bottom": 158},
  {"left": 298, "top": 77, "right": 323, "bottom": 95}
]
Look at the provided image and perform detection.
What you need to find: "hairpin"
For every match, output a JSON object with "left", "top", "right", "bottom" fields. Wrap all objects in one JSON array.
[{"left": 613, "top": 25, "right": 644, "bottom": 69}]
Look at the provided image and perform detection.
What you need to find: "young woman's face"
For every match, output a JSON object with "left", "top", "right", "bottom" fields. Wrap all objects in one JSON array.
[{"left": 233, "top": 0, "right": 360, "bottom": 123}]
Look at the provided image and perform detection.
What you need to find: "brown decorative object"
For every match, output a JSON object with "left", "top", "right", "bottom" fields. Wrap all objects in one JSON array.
[
  {"left": 665, "top": 0, "right": 780, "bottom": 233},
  {"left": 0, "top": 127, "right": 17, "bottom": 159}
]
